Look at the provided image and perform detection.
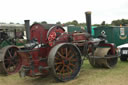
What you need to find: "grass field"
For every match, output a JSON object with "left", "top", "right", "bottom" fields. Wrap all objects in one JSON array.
[{"left": 0, "top": 59, "right": 128, "bottom": 85}]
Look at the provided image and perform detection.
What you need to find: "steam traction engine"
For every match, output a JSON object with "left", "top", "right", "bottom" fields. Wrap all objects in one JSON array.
[{"left": 17, "top": 12, "right": 118, "bottom": 81}]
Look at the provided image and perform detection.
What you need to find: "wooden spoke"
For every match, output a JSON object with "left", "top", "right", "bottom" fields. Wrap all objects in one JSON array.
[
  {"left": 68, "top": 53, "right": 75, "bottom": 60},
  {"left": 60, "top": 48, "right": 64, "bottom": 55},
  {"left": 13, "top": 52, "right": 17, "bottom": 57},
  {"left": 57, "top": 52, "right": 65, "bottom": 59},
  {"left": 8, "top": 50, "right": 13, "bottom": 58},
  {"left": 7, "top": 61, "right": 12, "bottom": 69},
  {"left": 60, "top": 66, "right": 65, "bottom": 73},
  {"left": 55, "top": 56, "right": 60, "bottom": 60},
  {"left": 55, "top": 62, "right": 63, "bottom": 65},
  {"left": 56, "top": 65, "right": 61, "bottom": 71},
  {"left": 66, "top": 65, "right": 73, "bottom": 73},
  {"left": 69, "top": 63, "right": 75, "bottom": 67},
  {"left": 65, "top": 48, "right": 68, "bottom": 58},
  {"left": 67, "top": 49, "right": 72, "bottom": 57}
]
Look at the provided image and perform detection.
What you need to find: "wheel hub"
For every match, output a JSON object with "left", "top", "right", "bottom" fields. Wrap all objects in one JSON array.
[{"left": 64, "top": 60, "right": 69, "bottom": 65}]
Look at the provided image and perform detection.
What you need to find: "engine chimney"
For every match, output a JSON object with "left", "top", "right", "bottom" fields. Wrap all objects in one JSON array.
[
  {"left": 85, "top": 11, "right": 92, "bottom": 34},
  {"left": 24, "top": 20, "right": 30, "bottom": 41}
]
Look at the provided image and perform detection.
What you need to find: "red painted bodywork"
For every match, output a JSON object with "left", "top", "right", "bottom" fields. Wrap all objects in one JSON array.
[
  {"left": 73, "top": 33, "right": 87, "bottom": 42},
  {"left": 30, "top": 24, "right": 48, "bottom": 43},
  {"left": 30, "top": 24, "right": 51, "bottom": 76},
  {"left": 19, "top": 24, "right": 67, "bottom": 76}
]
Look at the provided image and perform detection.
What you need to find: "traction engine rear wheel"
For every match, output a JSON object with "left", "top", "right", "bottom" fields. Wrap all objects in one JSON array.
[
  {"left": 48, "top": 43, "right": 82, "bottom": 81},
  {"left": 0, "top": 46, "right": 22, "bottom": 75}
]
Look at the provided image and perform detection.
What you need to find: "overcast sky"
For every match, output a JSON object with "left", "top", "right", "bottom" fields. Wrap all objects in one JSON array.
[{"left": 0, "top": 0, "right": 128, "bottom": 24}]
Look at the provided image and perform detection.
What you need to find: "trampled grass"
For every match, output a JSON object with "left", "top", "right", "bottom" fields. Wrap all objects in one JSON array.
[{"left": 0, "top": 59, "right": 128, "bottom": 85}]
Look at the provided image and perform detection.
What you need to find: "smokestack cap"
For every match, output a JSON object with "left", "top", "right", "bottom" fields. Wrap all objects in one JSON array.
[{"left": 85, "top": 11, "right": 91, "bottom": 14}]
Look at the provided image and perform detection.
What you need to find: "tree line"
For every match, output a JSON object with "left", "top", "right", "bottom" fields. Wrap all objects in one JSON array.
[
  {"left": 111, "top": 19, "right": 128, "bottom": 26},
  {"left": 1, "top": 19, "right": 128, "bottom": 26},
  {"left": 34, "top": 19, "right": 128, "bottom": 26}
]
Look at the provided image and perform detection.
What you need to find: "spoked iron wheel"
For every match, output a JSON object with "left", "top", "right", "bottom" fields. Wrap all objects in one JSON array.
[
  {"left": 48, "top": 43, "right": 82, "bottom": 81},
  {"left": 0, "top": 45, "right": 22, "bottom": 75}
]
